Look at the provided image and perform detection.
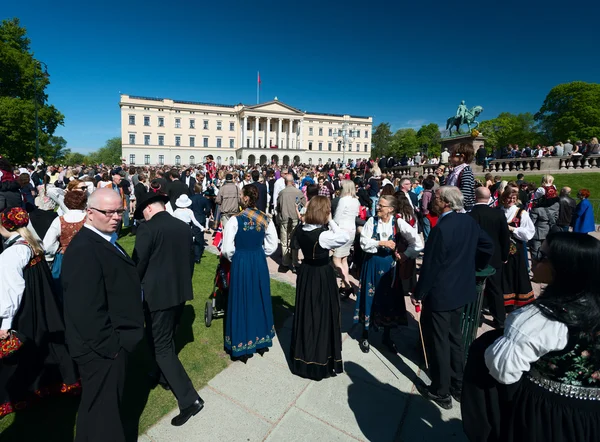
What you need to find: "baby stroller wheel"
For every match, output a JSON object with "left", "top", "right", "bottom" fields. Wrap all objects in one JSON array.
[{"left": 205, "top": 300, "right": 213, "bottom": 327}]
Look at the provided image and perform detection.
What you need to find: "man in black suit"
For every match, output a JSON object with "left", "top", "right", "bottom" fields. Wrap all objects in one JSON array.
[
  {"left": 167, "top": 169, "right": 190, "bottom": 208},
  {"left": 62, "top": 188, "right": 144, "bottom": 442},
  {"left": 180, "top": 168, "right": 196, "bottom": 195},
  {"left": 468, "top": 186, "right": 510, "bottom": 327},
  {"left": 250, "top": 170, "right": 268, "bottom": 213},
  {"left": 412, "top": 186, "right": 493, "bottom": 410},
  {"left": 399, "top": 177, "right": 419, "bottom": 211},
  {"left": 132, "top": 192, "right": 204, "bottom": 426}
]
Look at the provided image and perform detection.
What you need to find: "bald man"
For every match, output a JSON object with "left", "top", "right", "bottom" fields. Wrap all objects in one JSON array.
[
  {"left": 62, "top": 188, "right": 144, "bottom": 442},
  {"left": 468, "top": 186, "right": 509, "bottom": 328},
  {"left": 558, "top": 187, "right": 576, "bottom": 231}
]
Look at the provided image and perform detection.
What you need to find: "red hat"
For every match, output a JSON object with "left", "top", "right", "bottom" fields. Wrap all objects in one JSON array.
[{"left": 1, "top": 207, "right": 29, "bottom": 232}]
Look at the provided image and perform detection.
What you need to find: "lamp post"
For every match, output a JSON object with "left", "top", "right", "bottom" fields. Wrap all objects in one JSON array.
[
  {"left": 33, "top": 60, "right": 48, "bottom": 160},
  {"left": 334, "top": 122, "right": 359, "bottom": 166}
]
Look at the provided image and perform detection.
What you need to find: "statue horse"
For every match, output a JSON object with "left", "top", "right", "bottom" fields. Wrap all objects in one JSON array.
[{"left": 446, "top": 105, "right": 484, "bottom": 135}]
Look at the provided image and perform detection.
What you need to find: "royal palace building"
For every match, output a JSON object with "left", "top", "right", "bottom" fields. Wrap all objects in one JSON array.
[{"left": 119, "top": 94, "right": 372, "bottom": 167}]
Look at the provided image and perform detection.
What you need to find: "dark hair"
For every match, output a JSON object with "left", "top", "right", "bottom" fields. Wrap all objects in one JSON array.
[
  {"left": 306, "top": 184, "right": 319, "bottom": 201},
  {"left": 422, "top": 177, "right": 435, "bottom": 190},
  {"left": 304, "top": 195, "right": 330, "bottom": 225},
  {"left": 242, "top": 184, "right": 259, "bottom": 208},
  {"left": 0, "top": 157, "right": 13, "bottom": 172},
  {"left": 18, "top": 173, "right": 30, "bottom": 187},
  {"left": 101, "top": 172, "right": 109, "bottom": 181},
  {"left": 64, "top": 190, "right": 88, "bottom": 210},
  {"left": 380, "top": 183, "right": 395, "bottom": 196},
  {"left": 451, "top": 142, "right": 475, "bottom": 164},
  {"left": 170, "top": 169, "right": 180, "bottom": 179},
  {"left": 516, "top": 173, "right": 524, "bottom": 180},
  {"left": 251, "top": 170, "right": 260, "bottom": 182},
  {"left": 536, "top": 232, "right": 600, "bottom": 334},
  {"left": 150, "top": 179, "right": 164, "bottom": 193},
  {"left": 394, "top": 191, "right": 414, "bottom": 221}
]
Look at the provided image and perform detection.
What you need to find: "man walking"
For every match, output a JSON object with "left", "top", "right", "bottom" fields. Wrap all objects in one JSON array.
[
  {"left": 250, "top": 170, "right": 268, "bottom": 213},
  {"left": 62, "top": 189, "right": 144, "bottom": 441},
  {"left": 412, "top": 186, "right": 493, "bottom": 410},
  {"left": 215, "top": 173, "right": 241, "bottom": 227},
  {"left": 277, "top": 174, "right": 306, "bottom": 273},
  {"left": 133, "top": 191, "right": 204, "bottom": 426},
  {"left": 167, "top": 169, "right": 190, "bottom": 208},
  {"left": 557, "top": 187, "right": 577, "bottom": 231},
  {"left": 468, "top": 187, "right": 510, "bottom": 328}
]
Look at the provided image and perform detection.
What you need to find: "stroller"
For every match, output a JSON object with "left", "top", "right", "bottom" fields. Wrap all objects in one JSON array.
[{"left": 204, "top": 256, "right": 230, "bottom": 327}]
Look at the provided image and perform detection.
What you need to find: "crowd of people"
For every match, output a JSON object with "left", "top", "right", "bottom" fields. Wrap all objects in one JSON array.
[{"left": 0, "top": 142, "right": 598, "bottom": 441}]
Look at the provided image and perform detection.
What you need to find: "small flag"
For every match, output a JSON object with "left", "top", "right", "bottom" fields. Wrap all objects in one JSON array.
[
  {"left": 212, "top": 224, "right": 223, "bottom": 250},
  {"left": 258, "top": 71, "right": 261, "bottom": 87}
]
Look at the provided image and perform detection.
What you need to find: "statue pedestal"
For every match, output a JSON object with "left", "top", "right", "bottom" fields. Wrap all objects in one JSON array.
[{"left": 441, "top": 134, "right": 486, "bottom": 152}]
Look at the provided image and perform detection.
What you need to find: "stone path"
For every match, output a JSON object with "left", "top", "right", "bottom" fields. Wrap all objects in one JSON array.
[{"left": 139, "top": 235, "right": 469, "bottom": 442}]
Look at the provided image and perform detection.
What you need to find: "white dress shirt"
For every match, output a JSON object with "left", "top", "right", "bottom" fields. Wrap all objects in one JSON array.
[
  {"left": 43, "top": 209, "right": 86, "bottom": 258},
  {"left": 485, "top": 304, "right": 568, "bottom": 384},
  {"left": 302, "top": 220, "right": 350, "bottom": 250},
  {"left": 222, "top": 216, "right": 278, "bottom": 261},
  {"left": 0, "top": 234, "right": 30, "bottom": 329},
  {"left": 501, "top": 205, "right": 535, "bottom": 242},
  {"left": 173, "top": 208, "right": 204, "bottom": 230},
  {"left": 272, "top": 177, "right": 286, "bottom": 211},
  {"left": 360, "top": 217, "right": 395, "bottom": 254}
]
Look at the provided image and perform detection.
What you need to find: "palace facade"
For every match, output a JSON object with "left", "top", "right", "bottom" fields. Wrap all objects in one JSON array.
[{"left": 119, "top": 94, "right": 372, "bottom": 167}]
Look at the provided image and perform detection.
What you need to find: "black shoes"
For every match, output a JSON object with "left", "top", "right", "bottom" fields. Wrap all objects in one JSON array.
[
  {"left": 257, "top": 347, "right": 269, "bottom": 356},
  {"left": 415, "top": 382, "right": 452, "bottom": 410},
  {"left": 359, "top": 338, "right": 370, "bottom": 353},
  {"left": 449, "top": 386, "right": 462, "bottom": 403},
  {"left": 171, "top": 398, "right": 204, "bottom": 426}
]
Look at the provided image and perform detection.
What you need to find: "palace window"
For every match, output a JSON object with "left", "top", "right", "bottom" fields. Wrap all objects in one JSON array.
[
  {"left": 338, "top": 142, "right": 342, "bottom": 151},
  {"left": 349, "top": 143, "right": 352, "bottom": 152},
  {"left": 328, "top": 143, "right": 332, "bottom": 151},
  {"left": 365, "top": 130, "right": 369, "bottom": 138},
  {"left": 217, "top": 121, "right": 222, "bottom": 131},
  {"left": 158, "top": 155, "right": 164, "bottom": 165},
  {"left": 129, "top": 115, "right": 135, "bottom": 125},
  {"left": 309, "top": 127, "right": 313, "bottom": 136},
  {"left": 364, "top": 144, "right": 368, "bottom": 152},
  {"left": 189, "top": 136, "right": 195, "bottom": 147},
  {"left": 203, "top": 120, "right": 209, "bottom": 130},
  {"left": 318, "top": 128, "right": 323, "bottom": 136},
  {"left": 308, "top": 142, "right": 313, "bottom": 151},
  {"left": 144, "top": 155, "right": 150, "bottom": 165},
  {"left": 144, "top": 135, "right": 150, "bottom": 145},
  {"left": 230, "top": 121, "right": 235, "bottom": 131},
  {"left": 328, "top": 128, "right": 332, "bottom": 136},
  {"left": 318, "top": 142, "right": 323, "bottom": 151},
  {"left": 175, "top": 155, "right": 181, "bottom": 165},
  {"left": 190, "top": 119, "right": 195, "bottom": 129},
  {"left": 175, "top": 118, "right": 181, "bottom": 128},
  {"left": 175, "top": 136, "right": 181, "bottom": 147},
  {"left": 158, "top": 117, "right": 164, "bottom": 127},
  {"left": 129, "top": 134, "right": 135, "bottom": 144},
  {"left": 190, "top": 155, "right": 195, "bottom": 165},
  {"left": 216, "top": 138, "right": 222, "bottom": 148},
  {"left": 129, "top": 154, "right": 135, "bottom": 164},
  {"left": 203, "top": 137, "right": 208, "bottom": 147},
  {"left": 144, "top": 116, "right": 150, "bottom": 126},
  {"left": 158, "top": 135, "right": 164, "bottom": 146},
  {"left": 229, "top": 139, "right": 234, "bottom": 148}
]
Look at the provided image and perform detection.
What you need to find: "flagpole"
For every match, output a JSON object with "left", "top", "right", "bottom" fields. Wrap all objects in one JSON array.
[{"left": 257, "top": 71, "right": 259, "bottom": 104}]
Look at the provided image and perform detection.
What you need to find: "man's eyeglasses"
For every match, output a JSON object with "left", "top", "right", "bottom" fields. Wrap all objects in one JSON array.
[
  {"left": 377, "top": 204, "right": 391, "bottom": 209},
  {"left": 90, "top": 207, "right": 125, "bottom": 217}
]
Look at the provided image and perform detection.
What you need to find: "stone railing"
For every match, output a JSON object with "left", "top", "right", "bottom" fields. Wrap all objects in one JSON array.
[{"left": 483, "top": 155, "right": 600, "bottom": 174}]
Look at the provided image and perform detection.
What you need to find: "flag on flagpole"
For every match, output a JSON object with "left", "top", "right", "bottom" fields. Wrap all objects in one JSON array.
[{"left": 257, "top": 71, "right": 261, "bottom": 104}]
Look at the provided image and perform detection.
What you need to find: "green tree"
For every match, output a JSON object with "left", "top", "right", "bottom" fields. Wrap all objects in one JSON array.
[
  {"left": 0, "top": 18, "right": 65, "bottom": 163},
  {"left": 416, "top": 123, "right": 442, "bottom": 156},
  {"left": 535, "top": 81, "right": 600, "bottom": 142},
  {"left": 479, "top": 112, "right": 543, "bottom": 149},
  {"left": 64, "top": 152, "right": 87, "bottom": 165},
  {"left": 86, "top": 137, "right": 122, "bottom": 165},
  {"left": 371, "top": 122, "right": 392, "bottom": 158},
  {"left": 43, "top": 135, "right": 70, "bottom": 163},
  {"left": 390, "top": 128, "right": 419, "bottom": 157}
]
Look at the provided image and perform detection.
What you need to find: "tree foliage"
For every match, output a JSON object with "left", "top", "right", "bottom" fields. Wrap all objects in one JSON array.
[
  {"left": 85, "top": 137, "right": 122, "bottom": 165},
  {"left": 417, "top": 123, "right": 442, "bottom": 156},
  {"left": 390, "top": 128, "right": 419, "bottom": 157},
  {"left": 371, "top": 122, "right": 392, "bottom": 158},
  {"left": 534, "top": 81, "right": 600, "bottom": 142},
  {"left": 0, "top": 18, "right": 65, "bottom": 163},
  {"left": 479, "top": 112, "right": 544, "bottom": 148}
]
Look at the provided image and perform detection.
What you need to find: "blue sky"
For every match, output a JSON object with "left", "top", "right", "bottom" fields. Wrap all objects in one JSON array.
[{"left": 3, "top": 0, "right": 599, "bottom": 154}]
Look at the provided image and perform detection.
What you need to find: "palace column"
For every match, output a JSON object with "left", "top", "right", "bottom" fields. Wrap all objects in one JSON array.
[
  {"left": 299, "top": 120, "right": 304, "bottom": 150},
  {"left": 253, "top": 116, "right": 258, "bottom": 148},
  {"left": 288, "top": 119, "right": 294, "bottom": 150},
  {"left": 277, "top": 118, "right": 282, "bottom": 148},
  {"left": 266, "top": 117, "right": 271, "bottom": 148},
  {"left": 243, "top": 115, "right": 247, "bottom": 149}
]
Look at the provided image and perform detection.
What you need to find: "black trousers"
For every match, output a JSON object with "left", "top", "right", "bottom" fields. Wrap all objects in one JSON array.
[
  {"left": 145, "top": 303, "right": 198, "bottom": 409},
  {"left": 75, "top": 352, "right": 127, "bottom": 442},
  {"left": 485, "top": 266, "right": 506, "bottom": 326},
  {"left": 421, "top": 306, "right": 464, "bottom": 397}
]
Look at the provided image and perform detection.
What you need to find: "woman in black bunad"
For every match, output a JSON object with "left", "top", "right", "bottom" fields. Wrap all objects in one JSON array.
[
  {"left": 0, "top": 207, "right": 79, "bottom": 418},
  {"left": 290, "top": 196, "right": 349, "bottom": 381},
  {"left": 462, "top": 232, "right": 600, "bottom": 442}
]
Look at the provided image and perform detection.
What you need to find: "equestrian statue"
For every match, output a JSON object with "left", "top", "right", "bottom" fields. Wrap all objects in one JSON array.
[{"left": 446, "top": 100, "right": 484, "bottom": 135}]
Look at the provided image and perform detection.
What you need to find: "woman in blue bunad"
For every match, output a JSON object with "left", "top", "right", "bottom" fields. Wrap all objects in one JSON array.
[
  {"left": 222, "top": 185, "right": 278, "bottom": 363},
  {"left": 354, "top": 194, "right": 421, "bottom": 354}
]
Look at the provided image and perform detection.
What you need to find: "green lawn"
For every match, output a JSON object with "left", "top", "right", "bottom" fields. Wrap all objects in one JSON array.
[{"left": 0, "top": 235, "right": 297, "bottom": 441}]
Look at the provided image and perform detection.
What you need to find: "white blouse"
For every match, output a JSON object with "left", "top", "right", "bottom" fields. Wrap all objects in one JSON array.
[
  {"left": 0, "top": 235, "right": 31, "bottom": 330},
  {"left": 396, "top": 218, "right": 424, "bottom": 259},
  {"left": 43, "top": 209, "right": 86, "bottom": 258},
  {"left": 173, "top": 208, "right": 204, "bottom": 230},
  {"left": 360, "top": 217, "right": 394, "bottom": 254},
  {"left": 485, "top": 304, "right": 568, "bottom": 384},
  {"left": 302, "top": 220, "right": 350, "bottom": 250},
  {"left": 501, "top": 205, "right": 535, "bottom": 242},
  {"left": 333, "top": 196, "right": 360, "bottom": 232},
  {"left": 222, "top": 216, "right": 278, "bottom": 261}
]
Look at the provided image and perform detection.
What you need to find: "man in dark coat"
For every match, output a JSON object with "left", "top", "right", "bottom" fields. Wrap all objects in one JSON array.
[
  {"left": 180, "top": 168, "right": 196, "bottom": 195},
  {"left": 62, "top": 188, "right": 145, "bottom": 441},
  {"left": 167, "top": 169, "right": 190, "bottom": 208},
  {"left": 132, "top": 192, "right": 203, "bottom": 426},
  {"left": 250, "top": 170, "right": 268, "bottom": 213},
  {"left": 468, "top": 186, "right": 510, "bottom": 327},
  {"left": 412, "top": 186, "right": 493, "bottom": 410},
  {"left": 190, "top": 183, "right": 211, "bottom": 262}
]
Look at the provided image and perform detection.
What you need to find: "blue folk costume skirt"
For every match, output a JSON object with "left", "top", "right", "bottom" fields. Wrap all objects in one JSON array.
[{"left": 224, "top": 209, "right": 275, "bottom": 357}]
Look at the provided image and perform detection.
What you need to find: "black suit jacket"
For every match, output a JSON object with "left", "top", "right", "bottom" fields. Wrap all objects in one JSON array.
[
  {"left": 251, "top": 181, "right": 268, "bottom": 213},
  {"left": 414, "top": 212, "right": 494, "bottom": 311},
  {"left": 62, "top": 227, "right": 144, "bottom": 361},
  {"left": 132, "top": 211, "right": 194, "bottom": 312},
  {"left": 468, "top": 204, "right": 510, "bottom": 269},
  {"left": 407, "top": 191, "right": 419, "bottom": 211},
  {"left": 167, "top": 179, "right": 190, "bottom": 208},
  {"left": 180, "top": 173, "right": 196, "bottom": 194},
  {"left": 191, "top": 193, "right": 211, "bottom": 227}
]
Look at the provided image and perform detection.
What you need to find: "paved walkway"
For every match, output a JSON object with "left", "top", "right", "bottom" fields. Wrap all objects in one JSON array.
[{"left": 139, "top": 236, "right": 468, "bottom": 442}]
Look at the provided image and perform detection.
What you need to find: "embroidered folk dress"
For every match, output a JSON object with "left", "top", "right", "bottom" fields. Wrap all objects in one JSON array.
[{"left": 222, "top": 208, "right": 278, "bottom": 358}]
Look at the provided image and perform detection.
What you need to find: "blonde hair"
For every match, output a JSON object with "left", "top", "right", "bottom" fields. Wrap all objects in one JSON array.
[
  {"left": 541, "top": 174, "right": 554, "bottom": 186},
  {"left": 339, "top": 180, "right": 356, "bottom": 198},
  {"left": 16, "top": 227, "right": 44, "bottom": 256},
  {"left": 371, "top": 165, "right": 382, "bottom": 177}
]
